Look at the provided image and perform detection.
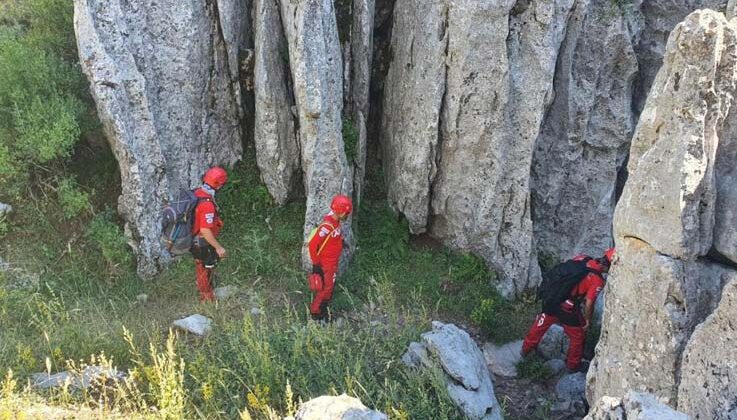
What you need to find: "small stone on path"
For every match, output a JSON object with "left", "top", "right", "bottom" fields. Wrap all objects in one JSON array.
[{"left": 483, "top": 340, "right": 523, "bottom": 377}]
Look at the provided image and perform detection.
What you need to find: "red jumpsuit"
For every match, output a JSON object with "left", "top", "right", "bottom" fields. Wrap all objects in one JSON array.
[
  {"left": 522, "top": 256, "right": 605, "bottom": 370},
  {"left": 307, "top": 213, "right": 343, "bottom": 318},
  {"left": 191, "top": 188, "right": 222, "bottom": 302}
]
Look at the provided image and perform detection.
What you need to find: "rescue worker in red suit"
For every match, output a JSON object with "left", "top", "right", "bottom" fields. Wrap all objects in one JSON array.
[
  {"left": 191, "top": 167, "right": 228, "bottom": 302},
  {"left": 307, "top": 195, "right": 353, "bottom": 321},
  {"left": 521, "top": 248, "right": 616, "bottom": 371}
]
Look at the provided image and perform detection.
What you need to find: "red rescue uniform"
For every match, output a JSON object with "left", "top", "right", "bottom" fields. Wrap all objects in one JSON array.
[
  {"left": 307, "top": 213, "right": 343, "bottom": 317},
  {"left": 192, "top": 188, "right": 222, "bottom": 302},
  {"left": 522, "top": 255, "right": 605, "bottom": 370}
]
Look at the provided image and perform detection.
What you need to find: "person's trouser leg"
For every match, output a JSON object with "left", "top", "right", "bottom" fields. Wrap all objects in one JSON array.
[
  {"left": 310, "top": 270, "right": 336, "bottom": 318},
  {"left": 522, "top": 312, "right": 558, "bottom": 354},
  {"left": 195, "top": 260, "right": 215, "bottom": 302},
  {"left": 562, "top": 323, "right": 585, "bottom": 370}
]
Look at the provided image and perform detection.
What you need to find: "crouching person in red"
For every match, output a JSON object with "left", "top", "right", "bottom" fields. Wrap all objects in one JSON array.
[
  {"left": 521, "top": 248, "right": 616, "bottom": 371},
  {"left": 307, "top": 195, "right": 353, "bottom": 321},
  {"left": 191, "top": 167, "right": 228, "bottom": 302}
]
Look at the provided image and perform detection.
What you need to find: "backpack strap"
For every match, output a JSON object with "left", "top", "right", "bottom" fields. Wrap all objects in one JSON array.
[{"left": 316, "top": 222, "right": 337, "bottom": 256}]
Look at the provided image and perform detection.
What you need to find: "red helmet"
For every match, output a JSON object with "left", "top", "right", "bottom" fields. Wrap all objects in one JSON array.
[
  {"left": 203, "top": 166, "right": 228, "bottom": 190},
  {"left": 330, "top": 194, "right": 353, "bottom": 215},
  {"left": 603, "top": 248, "right": 616, "bottom": 264}
]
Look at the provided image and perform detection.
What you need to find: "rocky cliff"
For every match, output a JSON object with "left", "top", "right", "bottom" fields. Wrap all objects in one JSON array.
[
  {"left": 75, "top": 0, "right": 732, "bottom": 298},
  {"left": 587, "top": 10, "right": 737, "bottom": 419}
]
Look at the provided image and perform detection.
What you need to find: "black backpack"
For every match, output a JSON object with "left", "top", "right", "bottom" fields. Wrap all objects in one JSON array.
[
  {"left": 537, "top": 257, "right": 594, "bottom": 315},
  {"left": 160, "top": 189, "right": 209, "bottom": 256}
]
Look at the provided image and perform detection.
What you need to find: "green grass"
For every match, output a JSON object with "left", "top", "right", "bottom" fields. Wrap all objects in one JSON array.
[{"left": 0, "top": 156, "right": 539, "bottom": 418}]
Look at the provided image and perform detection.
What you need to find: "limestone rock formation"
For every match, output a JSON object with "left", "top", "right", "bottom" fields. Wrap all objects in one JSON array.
[
  {"left": 291, "top": 394, "right": 387, "bottom": 420},
  {"left": 587, "top": 10, "right": 737, "bottom": 414},
  {"left": 531, "top": 0, "right": 638, "bottom": 260},
  {"left": 585, "top": 392, "right": 689, "bottom": 420},
  {"left": 254, "top": 0, "right": 300, "bottom": 204},
  {"left": 403, "top": 322, "right": 504, "bottom": 420},
  {"left": 74, "top": 0, "right": 243, "bottom": 277},
  {"left": 380, "top": 0, "right": 447, "bottom": 234},
  {"left": 280, "top": 0, "right": 353, "bottom": 266},
  {"left": 382, "top": 0, "right": 575, "bottom": 296},
  {"left": 677, "top": 279, "right": 737, "bottom": 419}
]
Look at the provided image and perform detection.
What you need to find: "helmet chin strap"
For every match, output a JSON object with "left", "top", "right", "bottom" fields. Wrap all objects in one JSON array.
[{"left": 202, "top": 183, "right": 217, "bottom": 196}]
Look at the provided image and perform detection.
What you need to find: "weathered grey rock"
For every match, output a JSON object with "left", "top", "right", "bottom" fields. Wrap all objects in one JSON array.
[
  {"left": 544, "top": 359, "right": 567, "bottom": 376},
  {"left": 532, "top": 0, "right": 638, "bottom": 260},
  {"left": 420, "top": 321, "right": 503, "bottom": 420},
  {"left": 677, "top": 279, "right": 737, "bottom": 419},
  {"left": 615, "top": 9, "right": 737, "bottom": 259},
  {"left": 483, "top": 340, "right": 522, "bottom": 378},
  {"left": 217, "top": 0, "right": 250, "bottom": 113},
  {"left": 254, "top": 0, "right": 300, "bottom": 205},
  {"left": 380, "top": 0, "right": 447, "bottom": 233},
  {"left": 214, "top": 285, "right": 238, "bottom": 300},
  {"left": 588, "top": 11, "right": 737, "bottom": 407},
  {"left": 538, "top": 324, "right": 570, "bottom": 361},
  {"left": 250, "top": 307, "right": 263, "bottom": 316},
  {"left": 633, "top": 0, "right": 727, "bottom": 112},
  {"left": 401, "top": 341, "right": 431, "bottom": 369},
  {"left": 172, "top": 314, "right": 213, "bottom": 336},
  {"left": 280, "top": 0, "right": 353, "bottom": 267},
  {"left": 593, "top": 287, "right": 606, "bottom": 329},
  {"left": 136, "top": 293, "right": 148, "bottom": 304},
  {"left": 32, "top": 366, "right": 124, "bottom": 390},
  {"left": 74, "top": 0, "right": 243, "bottom": 277},
  {"left": 713, "top": 100, "right": 737, "bottom": 264},
  {"left": 585, "top": 392, "right": 690, "bottom": 420},
  {"left": 349, "top": 0, "right": 374, "bottom": 206},
  {"left": 588, "top": 237, "right": 736, "bottom": 404},
  {"left": 555, "top": 372, "right": 586, "bottom": 404},
  {"left": 0, "top": 202, "right": 12, "bottom": 215},
  {"left": 293, "top": 394, "right": 387, "bottom": 420},
  {"left": 430, "top": 0, "right": 574, "bottom": 297}
]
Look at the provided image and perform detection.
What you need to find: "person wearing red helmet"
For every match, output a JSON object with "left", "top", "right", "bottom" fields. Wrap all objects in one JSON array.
[
  {"left": 191, "top": 167, "right": 228, "bottom": 302},
  {"left": 307, "top": 194, "right": 353, "bottom": 320},
  {"left": 521, "top": 248, "right": 616, "bottom": 371}
]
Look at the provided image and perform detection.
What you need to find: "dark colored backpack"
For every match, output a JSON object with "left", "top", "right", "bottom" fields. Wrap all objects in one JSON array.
[
  {"left": 160, "top": 189, "right": 208, "bottom": 256},
  {"left": 537, "top": 257, "right": 594, "bottom": 315}
]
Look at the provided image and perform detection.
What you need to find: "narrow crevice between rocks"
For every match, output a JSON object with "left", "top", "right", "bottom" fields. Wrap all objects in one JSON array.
[{"left": 366, "top": 0, "right": 395, "bottom": 180}]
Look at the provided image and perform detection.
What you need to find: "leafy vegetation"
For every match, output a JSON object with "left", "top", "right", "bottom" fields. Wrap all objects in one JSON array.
[{"left": 0, "top": 0, "right": 96, "bottom": 199}]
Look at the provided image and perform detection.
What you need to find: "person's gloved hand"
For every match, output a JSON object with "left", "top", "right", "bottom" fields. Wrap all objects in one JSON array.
[{"left": 312, "top": 264, "right": 324, "bottom": 277}]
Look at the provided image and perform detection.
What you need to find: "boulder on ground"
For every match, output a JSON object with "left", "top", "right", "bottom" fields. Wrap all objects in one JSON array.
[
  {"left": 292, "top": 394, "right": 387, "bottom": 420},
  {"left": 555, "top": 372, "right": 586, "bottom": 405},
  {"left": 31, "top": 366, "right": 124, "bottom": 390},
  {"left": 483, "top": 340, "right": 523, "bottom": 378},
  {"left": 172, "top": 314, "right": 212, "bottom": 336},
  {"left": 538, "top": 324, "right": 569, "bottom": 361},
  {"left": 404, "top": 321, "right": 503, "bottom": 420}
]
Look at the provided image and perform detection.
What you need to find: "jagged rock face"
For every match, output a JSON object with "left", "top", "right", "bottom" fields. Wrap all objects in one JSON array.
[
  {"left": 380, "top": 0, "right": 447, "bottom": 234},
  {"left": 678, "top": 279, "right": 737, "bottom": 419},
  {"left": 382, "top": 0, "right": 575, "bottom": 296},
  {"left": 280, "top": 0, "right": 353, "bottom": 266},
  {"left": 254, "top": 0, "right": 300, "bottom": 204},
  {"left": 74, "top": 0, "right": 243, "bottom": 277},
  {"left": 585, "top": 392, "right": 689, "bottom": 420},
  {"left": 531, "top": 0, "right": 638, "bottom": 260},
  {"left": 588, "top": 10, "right": 737, "bottom": 413},
  {"left": 633, "top": 0, "right": 728, "bottom": 112},
  {"left": 713, "top": 104, "right": 737, "bottom": 263}
]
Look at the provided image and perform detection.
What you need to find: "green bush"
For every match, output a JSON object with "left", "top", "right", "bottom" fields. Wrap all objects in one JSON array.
[
  {"left": 57, "top": 177, "right": 91, "bottom": 219},
  {"left": 86, "top": 212, "right": 133, "bottom": 271},
  {"left": 342, "top": 118, "right": 359, "bottom": 164},
  {"left": 517, "top": 353, "right": 552, "bottom": 381},
  {"left": 0, "top": 0, "right": 94, "bottom": 198}
]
